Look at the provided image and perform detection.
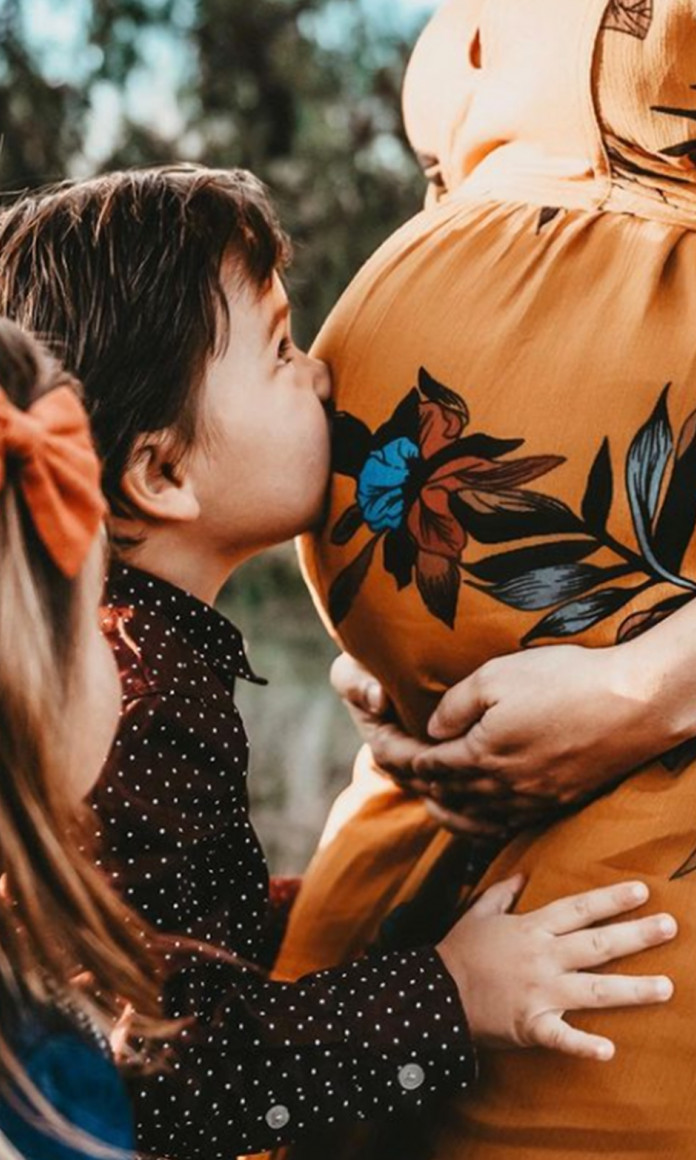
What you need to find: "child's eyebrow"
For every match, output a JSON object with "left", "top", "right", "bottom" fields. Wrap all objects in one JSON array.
[{"left": 267, "top": 303, "right": 290, "bottom": 341}]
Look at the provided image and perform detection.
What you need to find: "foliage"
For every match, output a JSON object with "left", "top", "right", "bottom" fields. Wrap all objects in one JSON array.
[
  {"left": 0, "top": 0, "right": 429, "bottom": 344},
  {"left": 0, "top": 0, "right": 431, "bottom": 868}
]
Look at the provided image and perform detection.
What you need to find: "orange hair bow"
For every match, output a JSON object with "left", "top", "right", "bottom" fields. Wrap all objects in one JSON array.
[{"left": 0, "top": 385, "right": 107, "bottom": 578}]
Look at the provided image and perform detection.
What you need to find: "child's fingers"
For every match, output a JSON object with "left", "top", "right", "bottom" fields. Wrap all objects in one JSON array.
[
  {"left": 532, "top": 880, "right": 650, "bottom": 935},
  {"left": 558, "top": 913, "right": 678, "bottom": 970},
  {"left": 558, "top": 972, "right": 674, "bottom": 1012},
  {"left": 531, "top": 1014, "right": 615, "bottom": 1061},
  {"left": 467, "top": 874, "right": 526, "bottom": 918}
]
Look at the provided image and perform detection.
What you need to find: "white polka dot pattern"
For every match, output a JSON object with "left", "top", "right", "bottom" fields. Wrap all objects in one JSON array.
[{"left": 93, "top": 565, "right": 476, "bottom": 1156}]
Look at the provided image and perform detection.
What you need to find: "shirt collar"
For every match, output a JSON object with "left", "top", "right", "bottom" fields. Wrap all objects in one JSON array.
[{"left": 106, "top": 561, "right": 266, "bottom": 691}]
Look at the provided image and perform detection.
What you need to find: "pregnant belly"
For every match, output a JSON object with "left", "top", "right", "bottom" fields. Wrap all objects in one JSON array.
[{"left": 301, "top": 194, "right": 696, "bottom": 738}]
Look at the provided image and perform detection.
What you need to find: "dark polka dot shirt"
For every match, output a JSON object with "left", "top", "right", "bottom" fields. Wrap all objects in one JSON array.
[{"left": 92, "top": 563, "right": 477, "bottom": 1158}]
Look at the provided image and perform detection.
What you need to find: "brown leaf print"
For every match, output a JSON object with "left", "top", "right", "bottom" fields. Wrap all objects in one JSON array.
[{"left": 602, "top": 0, "right": 653, "bottom": 39}]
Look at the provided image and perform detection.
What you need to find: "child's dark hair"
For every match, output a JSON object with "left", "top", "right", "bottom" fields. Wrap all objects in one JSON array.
[{"left": 0, "top": 165, "right": 291, "bottom": 516}]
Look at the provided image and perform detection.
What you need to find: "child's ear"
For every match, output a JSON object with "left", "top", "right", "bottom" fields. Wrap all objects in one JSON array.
[{"left": 120, "top": 432, "right": 201, "bottom": 524}]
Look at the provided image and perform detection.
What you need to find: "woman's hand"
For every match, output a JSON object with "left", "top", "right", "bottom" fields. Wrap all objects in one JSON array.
[
  {"left": 330, "top": 652, "right": 430, "bottom": 775},
  {"left": 330, "top": 652, "right": 564, "bottom": 833},
  {"left": 415, "top": 642, "right": 686, "bottom": 816},
  {"left": 437, "top": 878, "right": 676, "bottom": 1059}
]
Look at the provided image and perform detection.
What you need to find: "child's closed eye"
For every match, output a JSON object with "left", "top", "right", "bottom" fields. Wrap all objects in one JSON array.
[{"left": 277, "top": 337, "right": 294, "bottom": 364}]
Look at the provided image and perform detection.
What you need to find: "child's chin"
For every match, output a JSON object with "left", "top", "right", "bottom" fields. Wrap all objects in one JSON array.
[{"left": 291, "top": 496, "right": 329, "bottom": 541}]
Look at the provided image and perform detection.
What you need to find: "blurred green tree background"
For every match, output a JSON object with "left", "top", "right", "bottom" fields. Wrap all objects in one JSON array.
[{"left": 0, "top": 0, "right": 434, "bottom": 870}]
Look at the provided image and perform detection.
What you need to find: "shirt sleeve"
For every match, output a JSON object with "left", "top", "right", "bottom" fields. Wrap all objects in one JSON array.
[
  {"left": 260, "top": 876, "right": 303, "bottom": 967},
  {"left": 128, "top": 946, "right": 476, "bottom": 1159},
  {"left": 90, "top": 689, "right": 270, "bottom": 951}
]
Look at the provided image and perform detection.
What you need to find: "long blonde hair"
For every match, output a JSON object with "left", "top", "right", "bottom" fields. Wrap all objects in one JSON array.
[{"left": 0, "top": 319, "right": 164, "bottom": 1155}]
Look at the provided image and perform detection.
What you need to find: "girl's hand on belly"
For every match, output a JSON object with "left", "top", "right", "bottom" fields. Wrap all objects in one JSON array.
[
  {"left": 437, "top": 878, "right": 677, "bottom": 1060},
  {"left": 413, "top": 639, "right": 692, "bottom": 813}
]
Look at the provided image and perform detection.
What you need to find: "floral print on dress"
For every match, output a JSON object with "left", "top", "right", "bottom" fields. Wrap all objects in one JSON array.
[
  {"left": 654, "top": 85, "right": 696, "bottom": 167},
  {"left": 329, "top": 372, "right": 696, "bottom": 645},
  {"left": 468, "top": 386, "right": 696, "bottom": 645},
  {"left": 602, "top": 0, "right": 653, "bottom": 39},
  {"left": 329, "top": 369, "right": 572, "bottom": 629}
]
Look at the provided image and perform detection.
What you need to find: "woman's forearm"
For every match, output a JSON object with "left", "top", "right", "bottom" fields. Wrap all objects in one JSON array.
[{"left": 622, "top": 594, "right": 696, "bottom": 750}]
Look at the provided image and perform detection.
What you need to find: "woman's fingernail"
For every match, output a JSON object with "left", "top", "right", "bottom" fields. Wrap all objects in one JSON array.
[
  {"left": 655, "top": 977, "right": 674, "bottom": 1000},
  {"left": 596, "top": 1041, "right": 614, "bottom": 1061}
]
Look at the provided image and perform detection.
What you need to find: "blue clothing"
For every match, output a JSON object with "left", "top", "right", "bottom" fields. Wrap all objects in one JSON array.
[{"left": 0, "top": 1022, "right": 134, "bottom": 1160}]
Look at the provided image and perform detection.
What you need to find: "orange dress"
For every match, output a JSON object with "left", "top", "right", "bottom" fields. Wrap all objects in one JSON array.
[{"left": 276, "top": 1, "right": 696, "bottom": 1155}]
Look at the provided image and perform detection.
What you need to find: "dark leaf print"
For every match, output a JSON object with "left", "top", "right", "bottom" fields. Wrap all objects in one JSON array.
[
  {"left": 581, "top": 437, "right": 613, "bottom": 534},
  {"left": 328, "top": 534, "right": 380, "bottom": 626},
  {"left": 670, "top": 840, "right": 696, "bottom": 880},
  {"left": 658, "top": 137, "right": 696, "bottom": 163},
  {"left": 331, "top": 504, "right": 365, "bottom": 546},
  {"left": 470, "top": 563, "right": 629, "bottom": 613},
  {"left": 653, "top": 88, "right": 696, "bottom": 165},
  {"left": 662, "top": 738, "right": 696, "bottom": 774},
  {"left": 423, "top": 434, "right": 527, "bottom": 476},
  {"left": 374, "top": 388, "right": 420, "bottom": 449},
  {"left": 383, "top": 527, "right": 417, "bottom": 590},
  {"left": 450, "top": 489, "right": 582, "bottom": 544},
  {"left": 464, "top": 539, "right": 598, "bottom": 584},
  {"left": 625, "top": 385, "right": 673, "bottom": 570},
  {"left": 416, "top": 553, "right": 460, "bottom": 629},
  {"left": 602, "top": 0, "right": 653, "bottom": 39},
  {"left": 332, "top": 413, "right": 374, "bottom": 478},
  {"left": 418, "top": 367, "right": 470, "bottom": 422},
  {"left": 617, "top": 592, "right": 693, "bottom": 643},
  {"left": 653, "top": 408, "right": 696, "bottom": 572},
  {"left": 607, "top": 142, "right": 667, "bottom": 181},
  {"left": 536, "top": 207, "right": 562, "bottom": 233},
  {"left": 327, "top": 373, "right": 695, "bottom": 634},
  {"left": 522, "top": 586, "right": 640, "bottom": 645}
]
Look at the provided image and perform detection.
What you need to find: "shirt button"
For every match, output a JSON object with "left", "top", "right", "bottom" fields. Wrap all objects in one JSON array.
[
  {"left": 398, "top": 1063, "right": 425, "bottom": 1091},
  {"left": 265, "top": 1105, "right": 291, "bottom": 1130}
]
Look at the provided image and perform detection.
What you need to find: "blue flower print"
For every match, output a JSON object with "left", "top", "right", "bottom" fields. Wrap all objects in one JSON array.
[{"left": 357, "top": 437, "right": 420, "bottom": 531}]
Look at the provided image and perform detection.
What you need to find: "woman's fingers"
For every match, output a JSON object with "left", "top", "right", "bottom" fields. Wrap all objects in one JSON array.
[
  {"left": 370, "top": 723, "right": 430, "bottom": 776},
  {"left": 558, "top": 913, "right": 678, "bottom": 970},
  {"left": 330, "top": 653, "right": 388, "bottom": 715},
  {"left": 530, "top": 1014, "right": 616, "bottom": 1061},
  {"left": 559, "top": 972, "right": 674, "bottom": 1013},
  {"left": 414, "top": 737, "right": 483, "bottom": 777},
  {"left": 532, "top": 880, "right": 651, "bottom": 935},
  {"left": 425, "top": 798, "right": 511, "bottom": 837},
  {"left": 428, "top": 674, "right": 486, "bottom": 741}
]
